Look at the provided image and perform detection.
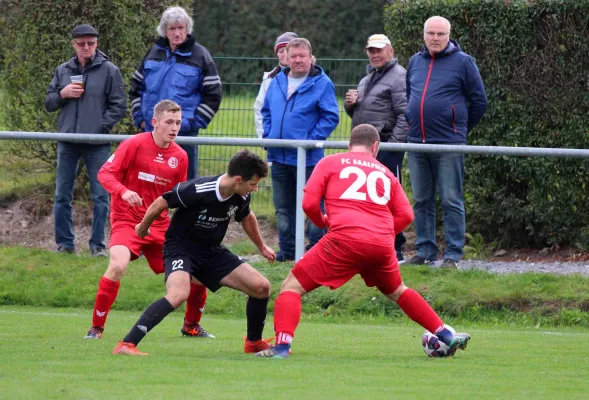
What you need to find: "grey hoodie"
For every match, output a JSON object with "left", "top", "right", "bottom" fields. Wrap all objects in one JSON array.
[{"left": 45, "top": 50, "right": 127, "bottom": 136}]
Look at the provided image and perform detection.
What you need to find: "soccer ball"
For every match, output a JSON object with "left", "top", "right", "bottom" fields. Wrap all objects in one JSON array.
[{"left": 422, "top": 325, "right": 457, "bottom": 358}]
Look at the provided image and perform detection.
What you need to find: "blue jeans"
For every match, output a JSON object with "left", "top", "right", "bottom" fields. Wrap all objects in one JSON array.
[
  {"left": 407, "top": 151, "right": 465, "bottom": 261},
  {"left": 376, "top": 149, "right": 407, "bottom": 253},
  {"left": 54, "top": 142, "right": 110, "bottom": 251},
  {"left": 271, "top": 162, "right": 326, "bottom": 256},
  {"left": 179, "top": 130, "right": 199, "bottom": 180}
]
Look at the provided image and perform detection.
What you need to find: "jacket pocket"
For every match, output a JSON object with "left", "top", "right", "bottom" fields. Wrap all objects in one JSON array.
[
  {"left": 171, "top": 64, "right": 199, "bottom": 95},
  {"left": 143, "top": 60, "right": 163, "bottom": 91}
]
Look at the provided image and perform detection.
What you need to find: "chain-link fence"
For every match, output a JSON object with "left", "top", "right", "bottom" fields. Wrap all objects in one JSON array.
[{"left": 198, "top": 56, "right": 368, "bottom": 214}]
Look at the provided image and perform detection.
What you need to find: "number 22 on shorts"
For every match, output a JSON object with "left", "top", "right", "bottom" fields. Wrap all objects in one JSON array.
[
  {"left": 172, "top": 259, "right": 184, "bottom": 270},
  {"left": 339, "top": 166, "right": 391, "bottom": 205}
]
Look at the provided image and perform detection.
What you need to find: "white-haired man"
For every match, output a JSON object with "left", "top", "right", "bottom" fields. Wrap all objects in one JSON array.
[{"left": 129, "top": 6, "right": 222, "bottom": 180}]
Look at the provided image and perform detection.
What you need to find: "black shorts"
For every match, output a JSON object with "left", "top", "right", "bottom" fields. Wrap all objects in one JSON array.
[{"left": 163, "top": 243, "right": 244, "bottom": 292}]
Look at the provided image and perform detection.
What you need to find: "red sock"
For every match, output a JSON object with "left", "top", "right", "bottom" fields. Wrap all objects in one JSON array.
[
  {"left": 274, "top": 291, "right": 301, "bottom": 345},
  {"left": 91, "top": 276, "right": 121, "bottom": 328},
  {"left": 184, "top": 283, "right": 207, "bottom": 325},
  {"left": 396, "top": 288, "right": 444, "bottom": 333}
]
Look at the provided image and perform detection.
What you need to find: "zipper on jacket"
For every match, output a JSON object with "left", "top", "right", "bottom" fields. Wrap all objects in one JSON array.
[
  {"left": 278, "top": 97, "right": 291, "bottom": 163},
  {"left": 451, "top": 104, "right": 457, "bottom": 134},
  {"left": 290, "top": 93, "right": 297, "bottom": 112},
  {"left": 419, "top": 55, "right": 435, "bottom": 143}
]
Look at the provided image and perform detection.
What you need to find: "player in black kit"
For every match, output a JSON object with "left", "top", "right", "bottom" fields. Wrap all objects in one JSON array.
[{"left": 112, "top": 149, "right": 277, "bottom": 356}]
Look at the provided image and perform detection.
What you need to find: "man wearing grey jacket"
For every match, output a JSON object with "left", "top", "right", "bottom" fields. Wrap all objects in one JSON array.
[
  {"left": 45, "top": 24, "right": 127, "bottom": 256},
  {"left": 344, "top": 34, "right": 408, "bottom": 262}
]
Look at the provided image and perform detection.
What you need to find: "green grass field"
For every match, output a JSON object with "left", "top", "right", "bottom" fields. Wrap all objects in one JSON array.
[{"left": 1, "top": 306, "right": 588, "bottom": 399}]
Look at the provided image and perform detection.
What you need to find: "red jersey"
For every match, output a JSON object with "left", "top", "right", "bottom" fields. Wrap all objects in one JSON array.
[
  {"left": 98, "top": 132, "right": 188, "bottom": 228},
  {"left": 303, "top": 151, "right": 413, "bottom": 244}
]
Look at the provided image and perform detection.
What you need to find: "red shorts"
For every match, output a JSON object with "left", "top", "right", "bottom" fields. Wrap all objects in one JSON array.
[
  {"left": 292, "top": 234, "right": 402, "bottom": 295},
  {"left": 109, "top": 223, "right": 166, "bottom": 274}
]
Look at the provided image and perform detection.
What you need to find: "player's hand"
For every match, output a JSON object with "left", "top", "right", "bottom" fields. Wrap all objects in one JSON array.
[
  {"left": 122, "top": 190, "right": 143, "bottom": 207},
  {"left": 60, "top": 84, "right": 84, "bottom": 99},
  {"left": 260, "top": 245, "right": 276, "bottom": 263},
  {"left": 135, "top": 223, "right": 150, "bottom": 239}
]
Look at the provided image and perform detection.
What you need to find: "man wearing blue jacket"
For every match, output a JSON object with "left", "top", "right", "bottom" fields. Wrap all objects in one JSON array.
[
  {"left": 129, "top": 6, "right": 222, "bottom": 179},
  {"left": 405, "top": 16, "right": 488, "bottom": 268},
  {"left": 262, "top": 38, "right": 339, "bottom": 262}
]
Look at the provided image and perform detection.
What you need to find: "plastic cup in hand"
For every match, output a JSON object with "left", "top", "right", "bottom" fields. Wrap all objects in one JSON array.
[{"left": 70, "top": 75, "right": 84, "bottom": 88}]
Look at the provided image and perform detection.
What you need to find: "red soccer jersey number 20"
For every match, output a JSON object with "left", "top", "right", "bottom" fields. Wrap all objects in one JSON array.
[{"left": 303, "top": 151, "right": 413, "bottom": 243}]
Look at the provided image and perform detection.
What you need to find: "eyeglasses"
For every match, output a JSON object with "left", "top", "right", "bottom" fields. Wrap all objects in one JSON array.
[
  {"left": 74, "top": 40, "right": 97, "bottom": 48},
  {"left": 425, "top": 32, "right": 449, "bottom": 38}
]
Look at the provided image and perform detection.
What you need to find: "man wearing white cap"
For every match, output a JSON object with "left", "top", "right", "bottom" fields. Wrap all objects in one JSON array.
[{"left": 344, "top": 33, "right": 408, "bottom": 262}]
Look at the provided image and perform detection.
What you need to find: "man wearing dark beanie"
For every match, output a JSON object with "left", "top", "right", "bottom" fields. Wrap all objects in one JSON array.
[{"left": 253, "top": 32, "right": 298, "bottom": 138}]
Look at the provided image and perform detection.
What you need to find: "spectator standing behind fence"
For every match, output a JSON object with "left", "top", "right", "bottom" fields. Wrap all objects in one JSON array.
[
  {"left": 344, "top": 34, "right": 408, "bottom": 263},
  {"left": 253, "top": 31, "right": 298, "bottom": 139},
  {"left": 129, "top": 6, "right": 222, "bottom": 179},
  {"left": 262, "top": 38, "right": 339, "bottom": 262},
  {"left": 405, "top": 16, "right": 488, "bottom": 268},
  {"left": 45, "top": 24, "right": 127, "bottom": 256}
]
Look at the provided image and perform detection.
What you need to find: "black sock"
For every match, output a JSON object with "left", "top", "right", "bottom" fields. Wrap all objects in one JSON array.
[
  {"left": 246, "top": 296, "right": 269, "bottom": 341},
  {"left": 123, "top": 297, "right": 175, "bottom": 345}
]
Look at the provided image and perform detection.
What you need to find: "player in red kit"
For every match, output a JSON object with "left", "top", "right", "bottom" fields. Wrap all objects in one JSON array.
[
  {"left": 255, "top": 124, "right": 471, "bottom": 358},
  {"left": 84, "top": 100, "right": 213, "bottom": 340}
]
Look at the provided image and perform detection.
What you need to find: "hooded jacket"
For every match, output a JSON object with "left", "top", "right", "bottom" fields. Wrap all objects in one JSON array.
[
  {"left": 261, "top": 65, "right": 339, "bottom": 167},
  {"left": 344, "top": 58, "right": 407, "bottom": 143},
  {"left": 405, "top": 40, "right": 488, "bottom": 144},
  {"left": 45, "top": 51, "right": 127, "bottom": 135}
]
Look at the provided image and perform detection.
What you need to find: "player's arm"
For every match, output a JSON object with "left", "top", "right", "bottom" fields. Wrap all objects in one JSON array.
[
  {"left": 388, "top": 178, "right": 414, "bottom": 233},
  {"left": 97, "top": 140, "right": 143, "bottom": 207},
  {"left": 135, "top": 196, "right": 169, "bottom": 238},
  {"left": 240, "top": 211, "right": 275, "bottom": 262},
  {"left": 302, "top": 159, "right": 329, "bottom": 228}
]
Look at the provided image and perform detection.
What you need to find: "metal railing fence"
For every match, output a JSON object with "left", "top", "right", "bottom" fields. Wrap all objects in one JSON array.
[{"left": 3, "top": 131, "right": 589, "bottom": 259}]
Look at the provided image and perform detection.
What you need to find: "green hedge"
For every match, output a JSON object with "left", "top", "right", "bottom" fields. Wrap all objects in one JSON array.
[{"left": 385, "top": 0, "right": 589, "bottom": 248}]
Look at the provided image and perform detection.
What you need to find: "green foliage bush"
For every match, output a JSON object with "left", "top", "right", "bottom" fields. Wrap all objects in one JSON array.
[
  {"left": 385, "top": 0, "right": 589, "bottom": 248},
  {"left": 191, "top": 0, "right": 389, "bottom": 57}
]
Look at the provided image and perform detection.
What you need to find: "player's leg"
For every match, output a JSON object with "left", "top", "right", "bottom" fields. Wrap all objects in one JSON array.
[
  {"left": 377, "top": 269, "right": 470, "bottom": 352},
  {"left": 182, "top": 282, "right": 214, "bottom": 338},
  {"left": 254, "top": 271, "right": 311, "bottom": 358},
  {"left": 143, "top": 240, "right": 214, "bottom": 338},
  {"left": 84, "top": 244, "right": 131, "bottom": 339},
  {"left": 113, "top": 263, "right": 192, "bottom": 356},
  {"left": 219, "top": 262, "right": 273, "bottom": 352}
]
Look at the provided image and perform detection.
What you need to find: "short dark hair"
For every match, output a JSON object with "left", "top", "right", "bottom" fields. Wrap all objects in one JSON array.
[
  {"left": 227, "top": 149, "right": 268, "bottom": 181},
  {"left": 349, "top": 124, "right": 380, "bottom": 148}
]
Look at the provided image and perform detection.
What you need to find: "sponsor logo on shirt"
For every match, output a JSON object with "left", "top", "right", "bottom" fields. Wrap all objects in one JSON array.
[
  {"left": 138, "top": 172, "right": 172, "bottom": 186},
  {"left": 154, "top": 153, "right": 165, "bottom": 164},
  {"left": 138, "top": 171, "right": 156, "bottom": 182},
  {"left": 168, "top": 156, "right": 178, "bottom": 169},
  {"left": 227, "top": 205, "right": 238, "bottom": 217}
]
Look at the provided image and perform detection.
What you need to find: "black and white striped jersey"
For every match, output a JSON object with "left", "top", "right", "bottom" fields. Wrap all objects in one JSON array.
[{"left": 162, "top": 174, "right": 251, "bottom": 247}]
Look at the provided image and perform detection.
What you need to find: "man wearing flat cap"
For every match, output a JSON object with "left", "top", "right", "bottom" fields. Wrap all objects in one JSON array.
[
  {"left": 45, "top": 24, "right": 127, "bottom": 256},
  {"left": 344, "top": 33, "right": 409, "bottom": 262}
]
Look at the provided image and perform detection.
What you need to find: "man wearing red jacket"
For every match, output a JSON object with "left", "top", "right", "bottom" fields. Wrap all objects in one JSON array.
[
  {"left": 255, "top": 124, "right": 471, "bottom": 358},
  {"left": 84, "top": 100, "right": 212, "bottom": 340}
]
